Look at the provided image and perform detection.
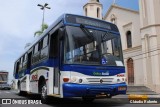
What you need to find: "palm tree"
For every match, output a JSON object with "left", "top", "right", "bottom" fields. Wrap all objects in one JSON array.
[{"left": 34, "top": 23, "right": 48, "bottom": 37}]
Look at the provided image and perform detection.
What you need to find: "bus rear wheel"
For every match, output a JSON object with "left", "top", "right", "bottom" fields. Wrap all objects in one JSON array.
[
  {"left": 17, "top": 82, "right": 23, "bottom": 96},
  {"left": 41, "top": 83, "right": 48, "bottom": 104}
]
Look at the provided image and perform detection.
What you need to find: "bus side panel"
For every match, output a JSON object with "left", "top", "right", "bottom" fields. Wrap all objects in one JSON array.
[
  {"left": 20, "top": 75, "right": 27, "bottom": 91},
  {"left": 60, "top": 71, "right": 71, "bottom": 98},
  {"left": 13, "top": 79, "right": 18, "bottom": 90},
  {"left": 29, "top": 66, "right": 50, "bottom": 94}
]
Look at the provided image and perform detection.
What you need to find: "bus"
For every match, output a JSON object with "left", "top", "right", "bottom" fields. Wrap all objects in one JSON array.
[
  {"left": 13, "top": 14, "right": 127, "bottom": 103},
  {"left": 0, "top": 71, "right": 8, "bottom": 84}
]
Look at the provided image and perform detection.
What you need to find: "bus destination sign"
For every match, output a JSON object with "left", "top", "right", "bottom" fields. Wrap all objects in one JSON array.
[
  {"left": 76, "top": 17, "right": 111, "bottom": 30},
  {"left": 66, "top": 14, "right": 112, "bottom": 30}
]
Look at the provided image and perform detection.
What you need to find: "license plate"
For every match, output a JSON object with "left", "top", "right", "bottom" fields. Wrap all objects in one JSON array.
[
  {"left": 96, "top": 93, "right": 106, "bottom": 97},
  {"left": 118, "top": 87, "right": 127, "bottom": 91}
]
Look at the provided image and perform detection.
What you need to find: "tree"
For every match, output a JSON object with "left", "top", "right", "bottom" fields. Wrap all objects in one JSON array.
[{"left": 34, "top": 23, "right": 48, "bottom": 37}]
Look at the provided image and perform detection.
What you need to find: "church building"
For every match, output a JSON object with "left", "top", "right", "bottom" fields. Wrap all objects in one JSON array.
[{"left": 83, "top": 0, "right": 160, "bottom": 93}]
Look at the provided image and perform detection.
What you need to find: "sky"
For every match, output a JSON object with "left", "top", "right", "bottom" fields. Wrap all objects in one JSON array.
[{"left": 0, "top": 0, "right": 139, "bottom": 83}]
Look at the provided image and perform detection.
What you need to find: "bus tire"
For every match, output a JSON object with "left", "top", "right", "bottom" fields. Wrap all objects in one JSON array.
[
  {"left": 17, "top": 82, "right": 23, "bottom": 96},
  {"left": 82, "top": 97, "right": 95, "bottom": 103},
  {"left": 40, "top": 81, "right": 48, "bottom": 104}
]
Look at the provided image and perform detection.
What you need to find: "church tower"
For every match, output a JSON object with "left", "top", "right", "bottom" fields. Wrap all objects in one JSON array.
[
  {"left": 139, "top": 0, "right": 160, "bottom": 92},
  {"left": 83, "top": 0, "right": 103, "bottom": 19}
]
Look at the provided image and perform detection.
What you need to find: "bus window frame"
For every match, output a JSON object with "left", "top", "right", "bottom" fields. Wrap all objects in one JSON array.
[{"left": 40, "top": 35, "right": 49, "bottom": 61}]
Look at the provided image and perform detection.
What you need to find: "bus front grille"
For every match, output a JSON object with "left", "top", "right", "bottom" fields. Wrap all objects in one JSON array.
[{"left": 86, "top": 78, "right": 113, "bottom": 84}]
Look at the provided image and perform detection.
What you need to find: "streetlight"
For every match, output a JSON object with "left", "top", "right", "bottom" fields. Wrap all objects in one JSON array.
[{"left": 37, "top": 3, "right": 51, "bottom": 26}]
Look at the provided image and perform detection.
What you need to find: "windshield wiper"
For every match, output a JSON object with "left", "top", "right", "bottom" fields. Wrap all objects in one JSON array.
[
  {"left": 102, "top": 32, "right": 118, "bottom": 42},
  {"left": 80, "top": 24, "right": 95, "bottom": 41}
]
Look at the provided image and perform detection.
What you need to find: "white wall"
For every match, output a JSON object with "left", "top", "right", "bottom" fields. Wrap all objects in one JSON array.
[{"left": 104, "top": 6, "right": 144, "bottom": 85}]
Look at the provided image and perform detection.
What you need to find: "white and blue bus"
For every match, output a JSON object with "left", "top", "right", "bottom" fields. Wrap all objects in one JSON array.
[{"left": 13, "top": 14, "right": 127, "bottom": 103}]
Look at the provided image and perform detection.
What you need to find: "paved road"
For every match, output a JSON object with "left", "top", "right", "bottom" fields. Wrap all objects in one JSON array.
[{"left": 0, "top": 90, "right": 160, "bottom": 107}]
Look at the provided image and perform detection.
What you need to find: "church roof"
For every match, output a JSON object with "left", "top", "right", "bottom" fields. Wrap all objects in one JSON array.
[{"left": 103, "top": 4, "right": 139, "bottom": 19}]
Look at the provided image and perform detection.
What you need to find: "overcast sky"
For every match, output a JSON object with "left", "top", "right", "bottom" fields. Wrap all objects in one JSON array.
[{"left": 0, "top": 0, "right": 138, "bottom": 83}]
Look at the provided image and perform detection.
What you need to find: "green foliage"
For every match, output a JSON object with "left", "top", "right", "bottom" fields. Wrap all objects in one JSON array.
[
  {"left": 34, "top": 23, "right": 48, "bottom": 37},
  {"left": 41, "top": 23, "right": 48, "bottom": 32}
]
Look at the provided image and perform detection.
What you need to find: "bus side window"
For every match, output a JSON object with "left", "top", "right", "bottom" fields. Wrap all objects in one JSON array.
[
  {"left": 49, "top": 30, "right": 59, "bottom": 58},
  {"left": 32, "top": 43, "right": 40, "bottom": 64},
  {"left": 23, "top": 54, "right": 27, "bottom": 69},
  {"left": 19, "top": 57, "right": 23, "bottom": 71},
  {"left": 40, "top": 35, "right": 49, "bottom": 60},
  {"left": 15, "top": 61, "right": 20, "bottom": 75}
]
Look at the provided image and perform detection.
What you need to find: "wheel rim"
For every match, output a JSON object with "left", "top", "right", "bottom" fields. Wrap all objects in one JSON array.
[{"left": 41, "top": 85, "right": 47, "bottom": 99}]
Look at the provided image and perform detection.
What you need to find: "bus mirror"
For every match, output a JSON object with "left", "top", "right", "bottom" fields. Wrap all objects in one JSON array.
[{"left": 58, "top": 28, "right": 65, "bottom": 40}]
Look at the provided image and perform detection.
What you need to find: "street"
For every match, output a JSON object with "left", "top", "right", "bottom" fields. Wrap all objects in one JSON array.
[{"left": 0, "top": 90, "right": 160, "bottom": 107}]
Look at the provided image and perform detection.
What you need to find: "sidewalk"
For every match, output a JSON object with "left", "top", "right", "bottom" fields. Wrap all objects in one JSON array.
[{"left": 113, "top": 94, "right": 160, "bottom": 98}]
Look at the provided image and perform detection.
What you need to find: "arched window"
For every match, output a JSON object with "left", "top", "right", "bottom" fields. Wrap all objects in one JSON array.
[
  {"left": 126, "top": 31, "right": 132, "bottom": 48},
  {"left": 127, "top": 58, "right": 134, "bottom": 85},
  {"left": 97, "top": 8, "right": 100, "bottom": 18},
  {"left": 85, "top": 8, "right": 87, "bottom": 16}
]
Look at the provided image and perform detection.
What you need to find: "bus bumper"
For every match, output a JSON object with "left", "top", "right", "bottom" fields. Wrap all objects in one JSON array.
[{"left": 63, "top": 83, "right": 127, "bottom": 98}]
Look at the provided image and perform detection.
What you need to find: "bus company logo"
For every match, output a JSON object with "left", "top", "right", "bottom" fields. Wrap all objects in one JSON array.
[
  {"left": 93, "top": 72, "right": 101, "bottom": 76},
  {"left": 31, "top": 75, "right": 38, "bottom": 81},
  {"left": 102, "top": 71, "right": 109, "bottom": 76},
  {"left": 93, "top": 71, "right": 109, "bottom": 76}
]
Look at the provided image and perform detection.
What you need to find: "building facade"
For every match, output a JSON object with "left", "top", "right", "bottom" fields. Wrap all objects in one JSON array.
[
  {"left": 83, "top": 0, "right": 160, "bottom": 93},
  {"left": 139, "top": 0, "right": 160, "bottom": 93}
]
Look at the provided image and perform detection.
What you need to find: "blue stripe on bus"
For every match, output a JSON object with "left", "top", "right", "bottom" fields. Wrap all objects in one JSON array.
[
  {"left": 15, "top": 58, "right": 58, "bottom": 79},
  {"left": 62, "top": 64, "right": 125, "bottom": 76}
]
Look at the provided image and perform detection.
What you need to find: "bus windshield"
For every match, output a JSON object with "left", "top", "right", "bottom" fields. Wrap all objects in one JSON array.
[{"left": 64, "top": 26, "right": 123, "bottom": 66}]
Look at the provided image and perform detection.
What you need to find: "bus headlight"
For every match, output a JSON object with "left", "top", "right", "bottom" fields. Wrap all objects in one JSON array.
[
  {"left": 122, "top": 78, "right": 125, "bottom": 82},
  {"left": 117, "top": 79, "right": 120, "bottom": 82},
  {"left": 71, "top": 77, "right": 83, "bottom": 83},
  {"left": 71, "top": 77, "right": 77, "bottom": 83}
]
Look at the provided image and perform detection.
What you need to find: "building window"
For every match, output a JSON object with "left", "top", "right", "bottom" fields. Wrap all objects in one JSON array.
[
  {"left": 126, "top": 31, "right": 132, "bottom": 48},
  {"left": 97, "top": 8, "right": 100, "bottom": 18},
  {"left": 85, "top": 8, "right": 87, "bottom": 16}
]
